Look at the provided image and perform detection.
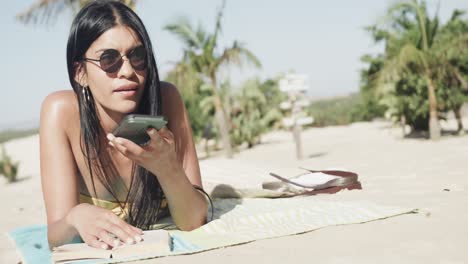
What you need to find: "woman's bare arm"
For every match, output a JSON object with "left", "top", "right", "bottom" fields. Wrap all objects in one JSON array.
[
  {"left": 40, "top": 91, "right": 143, "bottom": 249},
  {"left": 159, "top": 82, "right": 207, "bottom": 229},
  {"left": 161, "top": 82, "right": 203, "bottom": 187},
  {"left": 40, "top": 91, "right": 81, "bottom": 248}
]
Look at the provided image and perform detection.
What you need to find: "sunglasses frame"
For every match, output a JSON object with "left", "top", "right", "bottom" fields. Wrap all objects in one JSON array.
[{"left": 81, "top": 45, "right": 147, "bottom": 73}]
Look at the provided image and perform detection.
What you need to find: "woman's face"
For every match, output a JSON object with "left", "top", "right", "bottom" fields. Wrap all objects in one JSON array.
[{"left": 80, "top": 25, "right": 147, "bottom": 115}]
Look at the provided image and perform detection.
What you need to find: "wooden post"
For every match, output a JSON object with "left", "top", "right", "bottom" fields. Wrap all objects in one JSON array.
[
  {"left": 291, "top": 93, "right": 303, "bottom": 159},
  {"left": 279, "top": 74, "right": 311, "bottom": 160},
  {"left": 293, "top": 122, "right": 303, "bottom": 159}
]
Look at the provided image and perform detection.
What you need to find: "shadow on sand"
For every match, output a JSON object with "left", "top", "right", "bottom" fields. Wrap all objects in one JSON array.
[
  {"left": 404, "top": 129, "right": 467, "bottom": 139},
  {"left": 209, "top": 184, "right": 243, "bottom": 220},
  {"left": 2, "top": 175, "right": 32, "bottom": 185},
  {"left": 306, "top": 152, "right": 327, "bottom": 159}
]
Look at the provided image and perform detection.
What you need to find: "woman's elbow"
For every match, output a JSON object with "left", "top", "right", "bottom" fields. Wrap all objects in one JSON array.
[{"left": 178, "top": 212, "right": 207, "bottom": 231}]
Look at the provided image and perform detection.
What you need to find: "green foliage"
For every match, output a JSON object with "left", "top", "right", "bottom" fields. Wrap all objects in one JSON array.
[
  {"left": 164, "top": 1, "right": 261, "bottom": 157},
  {"left": 437, "top": 80, "right": 468, "bottom": 118},
  {"left": 358, "top": 54, "right": 388, "bottom": 121},
  {"left": 229, "top": 78, "right": 285, "bottom": 148},
  {"left": 165, "top": 73, "right": 286, "bottom": 150},
  {"left": 0, "top": 145, "right": 19, "bottom": 183},
  {"left": 362, "top": 1, "right": 468, "bottom": 135},
  {"left": 390, "top": 71, "right": 430, "bottom": 130},
  {"left": 434, "top": 11, "right": 468, "bottom": 114},
  {"left": 164, "top": 69, "right": 214, "bottom": 142},
  {"left": 305, "top": 94, "right": 374, "bottom": 127}
]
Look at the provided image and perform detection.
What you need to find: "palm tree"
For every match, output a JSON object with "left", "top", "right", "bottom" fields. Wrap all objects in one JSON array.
[
  {"left": 366, "top": 3, "right": 468, "bottom": 136},
  {"left": 164, "top": 0, "right": 261, "bottom": 157},
  {"left": 375, "top": 0, "right": 442, "bottom": 139},
  {"left": 434, "top": 10, "right": 468, "bottom": 133},
  {"left": 373, "top": 1, "right": 468, "bottom": 139},
  {"left": 16, "top": 0, "right": 137, "bottom": 24}
]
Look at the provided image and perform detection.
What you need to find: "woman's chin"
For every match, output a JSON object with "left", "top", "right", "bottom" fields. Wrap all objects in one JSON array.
[{"left": 114, "top": 102, "right": 139, "bottom": 114}]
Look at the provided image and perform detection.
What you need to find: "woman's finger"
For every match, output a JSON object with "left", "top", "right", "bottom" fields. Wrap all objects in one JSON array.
[
  {"left": 107, "top": 133, "right": 143, "bottom": 158},
  {"left": 143, "top": 128, "right": 166, "bottom": 152},
  {"left": 82, "top": 233, "right": 110, "bottom": 250},
  {"left": 106, "top": 214, "right": 142, "bottom": 243},
  {"left": 110, "top": 140, "right": 131, "bottom": 157},
  {"left": 116, "top": 221, "right": 143, "bottom": 243},
  {"left": 97, "top": 228, "right": 122, "bottom": 248},
  {"left": 146, "top": 128, "right": 163, "bottom": 145},
  {"left": 158, "top": 127, "right": 175, "bottom": 144},
  {"left": 130, "top": 225, "right": 144, "bottom": 235},
  {"left": 158, "top": 126, "right": 169, "bottom": 134},
  {"left": 158, "top": 126, "right": 172, "bottom": 137},
  {"left": 102, "top": 222, "right": 137, "bottom": 245}
]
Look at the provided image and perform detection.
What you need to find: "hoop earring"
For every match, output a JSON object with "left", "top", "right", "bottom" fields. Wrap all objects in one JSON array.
[{"left": 82, "top": 86, "right": 90, "bottom": 101}]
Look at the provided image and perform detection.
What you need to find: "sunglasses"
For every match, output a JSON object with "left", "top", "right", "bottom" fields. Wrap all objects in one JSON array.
[{"left": 81, "top": 45, "right": 147, "bottom": 73}]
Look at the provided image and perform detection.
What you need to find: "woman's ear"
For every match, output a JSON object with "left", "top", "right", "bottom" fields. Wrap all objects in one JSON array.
[{"left": 74, "top": 62, "right": 88, "bottom": 87}]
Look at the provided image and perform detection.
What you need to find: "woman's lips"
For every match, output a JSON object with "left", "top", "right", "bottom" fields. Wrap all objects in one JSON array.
[
  {"left": 115, "top": 89, "right": 137, "bottom": 97},
  {"left": 114, "top": 84, "right": 138, "bottom": 97}
]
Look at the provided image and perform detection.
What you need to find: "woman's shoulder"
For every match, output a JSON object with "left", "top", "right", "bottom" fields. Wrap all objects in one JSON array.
[
  {"left": 160, "top": 81, "right": 184, "bottom": 113},
  {"left": 160, "top": 81, "right": 180, "bottom": 98},
  {"left": 40, "top": 90, "right": 79, "bottom": 130}
]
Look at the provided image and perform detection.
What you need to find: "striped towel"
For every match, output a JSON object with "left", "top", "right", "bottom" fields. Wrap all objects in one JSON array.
[{"left": 8, "top": 197, "right": 416, "bottom": 263}]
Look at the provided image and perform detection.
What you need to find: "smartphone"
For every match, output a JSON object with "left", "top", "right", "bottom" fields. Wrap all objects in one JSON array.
[{"left": 113, "top": 114, "right": 168, "bottom": 145}]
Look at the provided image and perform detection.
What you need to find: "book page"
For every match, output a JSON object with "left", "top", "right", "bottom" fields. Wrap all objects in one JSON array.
[
  {"left": 52, "top": 243, "right": 111, "bottom": 263},
  {"left": 52, "top": 230, "right": 171, "bottom": 262},
  {"left": 290, "top": 172, "right": 341, "bottom": 187},
  {"left": 111, "top": 229, "right": 171, "bottom": 259}
]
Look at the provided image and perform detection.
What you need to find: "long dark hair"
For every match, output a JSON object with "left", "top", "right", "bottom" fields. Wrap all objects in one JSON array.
[{"left": 66, "top": 0, "right": 164, "bottom": 229}]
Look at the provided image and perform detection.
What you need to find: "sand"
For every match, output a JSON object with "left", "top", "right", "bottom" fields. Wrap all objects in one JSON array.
[{"left": 1, "top": 117, "right": 467, "bottom": 264}]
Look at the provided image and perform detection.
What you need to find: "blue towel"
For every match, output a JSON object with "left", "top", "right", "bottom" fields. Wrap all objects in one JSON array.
[
  {"left": 7, "top": 225, "right": 200, "bottom": 264},
  {"left": 8, "top": 225, "right": 51, "bottom": 264}
]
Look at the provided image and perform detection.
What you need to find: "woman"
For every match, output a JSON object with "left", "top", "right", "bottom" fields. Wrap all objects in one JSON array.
[{"left": 40, "top": 0, "right": 208, "bottom": 249}]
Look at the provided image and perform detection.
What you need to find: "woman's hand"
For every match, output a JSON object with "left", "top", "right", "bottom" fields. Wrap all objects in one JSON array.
[
  {"left": 106, "top": 127, "right": 179, "bottom": 177},
  {"left": 67, "top": 203, "right": 143, "bottom": 249},
  {"left": 107, "top": 125, "right": 208, "bottom": 231}
]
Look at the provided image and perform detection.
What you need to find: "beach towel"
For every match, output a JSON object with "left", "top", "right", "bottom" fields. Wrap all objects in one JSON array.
[{"left": 8, "top": 197, "right": 417, "bottom": 264}]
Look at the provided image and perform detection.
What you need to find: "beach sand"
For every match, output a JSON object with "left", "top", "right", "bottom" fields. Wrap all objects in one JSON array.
[{"left": 1, "top": 117, "right": 467, "bottom": 263}]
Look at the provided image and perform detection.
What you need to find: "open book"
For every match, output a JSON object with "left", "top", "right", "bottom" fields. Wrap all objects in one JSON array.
[{"left": 52, "top": 229, "right": 171, "bottom": 263}]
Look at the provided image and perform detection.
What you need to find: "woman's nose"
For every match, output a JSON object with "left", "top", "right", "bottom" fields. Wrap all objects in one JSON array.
[{"left": 117, "top": 56, "right": 135, "bottom": 78}]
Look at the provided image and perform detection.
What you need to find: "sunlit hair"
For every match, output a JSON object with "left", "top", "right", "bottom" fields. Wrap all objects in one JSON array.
[{"left": 66, "top": 0, "right": 164, "bottom": 229}]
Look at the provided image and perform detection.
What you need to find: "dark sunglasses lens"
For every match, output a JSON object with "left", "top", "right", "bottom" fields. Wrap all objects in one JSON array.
[
  {"left": 100, "top": 50, "right": 122, "bottom": 73},
  {"left": 129, "top": 46, "right": 147, "bottom": 71}
]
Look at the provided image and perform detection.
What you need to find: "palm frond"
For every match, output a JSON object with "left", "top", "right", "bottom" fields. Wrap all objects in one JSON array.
[
  {"left": 380, "top": 1, "right": 415, "bottom": 30},
  {"left": 164, "top": 18, "right": 203, "bottom": 49},
  {"left": 206, "top": 0, "right": 226, "bottom": 55},
  {"left": 164, "top": 61, "right": 203, "bottom": 97},
  {"left": 213, "top": 42, "right": 262, "bottom": 73},
  {"left": 448, "top": 64, "right": 468, "bottom": 90},
  {"left": 426, "top": 14, "right": 439, "bottom": 47},
  {"left": 449, "top": 9, "right": 466, "bottom": 22},
  {"left": 238, "top": 46, "right": 262, "bottom": 68},
  {"left": 434, "top": 33, "right": 468, "bottom": 59},
  {"left": 375, "top": 43, "right": 426, "bottom": 95},
  {"left": 16, "top": 0, "right": 73, "bottom": 24},
  {"left": 17, "top": 0, "right": 137, "bottom": 25}
]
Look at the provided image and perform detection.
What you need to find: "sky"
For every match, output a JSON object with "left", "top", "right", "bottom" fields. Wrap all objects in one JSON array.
[{"left": 1, "top": 0, "right": 467, "bottom": 130}]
